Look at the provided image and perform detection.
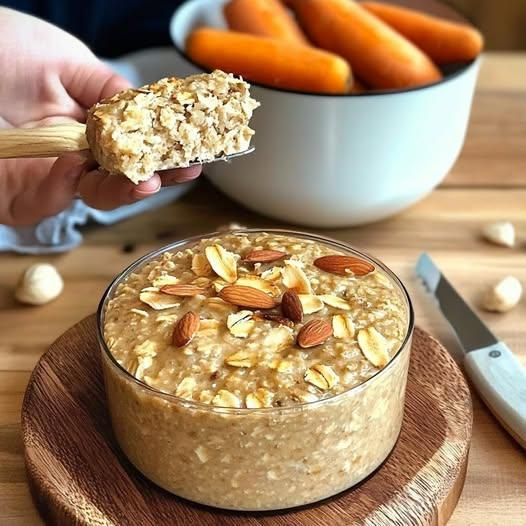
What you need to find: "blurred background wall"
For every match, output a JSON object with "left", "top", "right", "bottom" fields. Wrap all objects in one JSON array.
[
  {"left": 448, "top": 0, "right": 526, "bottom": 49},
  {"left": 2, "top": 0, "right": 525, "bottom": 54}
]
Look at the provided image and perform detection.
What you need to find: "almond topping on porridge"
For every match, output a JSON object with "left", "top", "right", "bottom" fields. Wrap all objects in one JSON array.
[
  {"left": 130, "top": 308, "right": 149, "bottom": 317},
  {"left": 192, "top": 277, "right": 212, "bottom": 287},
  {"left": 332, "top": 314, "right": 355, "bottom": 339},
  {"left": 194, "top": 445, "right": 210, "bottom": 463},
  {"left": 212, "top": 279, "right": 229, "bottom": 292},
  {"left": 212, "top": 389, "right": 242, "bottom": 408},
  {"left": 294, "top": 391, "right": 319, "bottom": 403},
  {"left": 235, "top": 275, "right": 280, "bottom": 297},
  {"left": 297, "top": 319, "right": 333, "bottom": 348},
  {"left": 372, "top": 271, "right": 393, "bottom": 289},
  {"left": 205, "top": 244, "right": 238, "bottom": 283},
  {"left": 263, "top": 326, "right": 294, "bottom": 351},
  {"left": 357, "top": 327, "right": 390, "bottom": 367},
  {"left": 269, "top": 357, "right": 291, "bottom": 372},
  {"left": 205, "top": 296, "right": 234, "bottom": 313},
  {"left": 191, "top": 253, "right": 213, "bottom": 277},
  {"left": 219, "top": 285, "right": 278, "bottom": 309},
  {"left": 246, "top": 388, "right": 274, "bottom": 408},
  {"left": 227, "top": 310, "right": 255, "bottom": 338},
  {"left": 281, "top": 290, "right": 303, "bottom": 322},
  {"left": 106, "top": 232, "right": 407, "bottom": 410},
  {"left": 319, "top": 295, "right": 351, "bottom": 310},
  {"left": 172, "top": 311, "right": 200, "bottom": 347},
  {"left": 199, "top": 319, "right": 221, "bottom": 331},
  {"left": 225, "top": 350, "right": 255, "bottom": 368},
  {"left": 298, "top": 294, "right": 324, "bottom": 314},
  {"left": 175, "top": 377, "right": 197, "bottom": 399},
  {"left": 259, "top": 313, "right": 295, "bottom": 328},
  {"left": 139, "top": 290, "right": 180, "bottom": 310},
  {"left": 260, "top": 266, "right": 282, "bottom": 282},
  {"left": 281, "top": 260, "right": 312, "bottom": 294},
  {"left": 275, "top": 359, "right": 294, "bottom": 373},
  {"left": 133, "top": 339, "right": 158, "bottom": 358},
  {"left": 161, "top": 284, "right": 208, "bottom": 297},
  {"left": 135, "top": 355, "right": 153, "bottom": 380},
  {"left": 151, "top": 275, "right": 180, "bottom": 287},
  {"left": 199, "top": 390, "right": 214, "bottom": 404},
  {"left": 313, "top": 255, "right": 375, "bottom": 277},
  {"left": 155, "top": 314, "right": 178, "bottom": 324},
  {"left": 304, "top": 364, "right": 339, "bottom": 390},
  {"left": 243, "top": 249, "right": 288, "bottom": 263}
]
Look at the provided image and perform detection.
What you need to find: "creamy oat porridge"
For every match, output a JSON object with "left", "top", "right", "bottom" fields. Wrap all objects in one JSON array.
[{"left": 99, "top": 230, "right": 413, "bottom": 510}]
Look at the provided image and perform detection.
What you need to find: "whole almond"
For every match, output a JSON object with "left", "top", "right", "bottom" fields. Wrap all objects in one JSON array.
[
  {"left": 297, "top": 319, "right": 333, "bottom": 348},
  {"left": 219, "top": 285, "right": 277, "bottom": 309},
  {"left": 161, "top": 284, "right": 207, "bottom": 297},
  {"left": 281, "top": 290, "right": 303, "bottom": 322},
  {"left": 243, "top": 249, "right": 288, "bottom": 263},
  {"left": 313, "top": 255, "right": 375, "bottom": 276},
  {"left": 172, "top": 311, "right": 200, "bottom": 347},
  {"left": 261, "top": 313, "right": 295, "bottom": 328}
]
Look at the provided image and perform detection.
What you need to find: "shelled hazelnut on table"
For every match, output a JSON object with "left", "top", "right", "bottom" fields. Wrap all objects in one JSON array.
[
  {"left": 15, "top": 263, "right": 63, "bottom": 305},
  {"left": 482, "top": 276, "right": 522, "bottom": 313},
  {"left": 481, "top": 221, "right": 516, "bottom": 247}
]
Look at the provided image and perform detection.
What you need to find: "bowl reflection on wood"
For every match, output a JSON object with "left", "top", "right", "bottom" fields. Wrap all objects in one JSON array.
[{"left": 170, "top": 0, "right": 481, "bottom": 227}]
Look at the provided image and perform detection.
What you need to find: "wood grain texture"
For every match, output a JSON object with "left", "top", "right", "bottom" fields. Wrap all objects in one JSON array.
[
  {"left": 443, "top": 53, "right": 526, "bottom": 187},
  {"left": 21, "top": 316, "right": 471, "bottom": 526},
  {"left": 0, "top": 123, "right": 88, "bottom": 158},
  {"left": 1, "top": 52, "right": 526, "bottom": 525}
]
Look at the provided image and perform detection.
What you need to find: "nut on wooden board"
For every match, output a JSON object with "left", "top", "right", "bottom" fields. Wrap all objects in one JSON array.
[
  {"left": 482, "top": 221, "right": 516, "bottom": 247},
  {"left": 15, "top": 263, "right": 63, "bottom": 305},
  {"left": 482, "top": 276, "right": 523, "bottom": 313}
]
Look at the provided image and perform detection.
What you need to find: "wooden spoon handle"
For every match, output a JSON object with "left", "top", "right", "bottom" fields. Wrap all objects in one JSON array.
[{"left": 0, "top": 123, "right": 88, "bottom": 158}]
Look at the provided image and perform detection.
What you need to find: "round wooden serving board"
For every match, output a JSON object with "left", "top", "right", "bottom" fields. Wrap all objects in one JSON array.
[{"left": 22, "top": 315, "right": 472, "bottom": 526}]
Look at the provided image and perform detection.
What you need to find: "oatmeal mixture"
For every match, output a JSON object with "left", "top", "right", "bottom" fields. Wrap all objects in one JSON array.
[
  {"left": 86, "top": 70, "right": 259, "bottom": 183},
  {"left": 104, "top": 232, "right": 407, "bottom": 408},
  {"left": 101, "top": 231, "right": 412, "bottom": 510}
]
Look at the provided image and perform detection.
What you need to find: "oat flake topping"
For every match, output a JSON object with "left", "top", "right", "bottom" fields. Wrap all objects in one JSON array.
[{"left": 104, "top": 232, "right": 407, "bottom": 407}]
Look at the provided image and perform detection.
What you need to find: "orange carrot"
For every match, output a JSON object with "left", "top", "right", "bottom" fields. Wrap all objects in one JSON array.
[
  {"left": 186, "top": 28, "right": 352, "bottom": 94},
  {"left": 350, "top": 77, "right": 366, "bottom": 93},
  {"left": 287, "top": 0, "right": 442, "bottom": 90},
  {"left": 361, "top": 2, "right": 483, "bottom": 64},
  {"left": 224, "top": 0, "right": 309, "bottom": 46}
]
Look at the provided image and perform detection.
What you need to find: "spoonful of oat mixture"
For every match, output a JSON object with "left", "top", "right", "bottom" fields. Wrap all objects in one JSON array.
[{"left": 0, "top": 70, "right": 259, "bottom": 183}]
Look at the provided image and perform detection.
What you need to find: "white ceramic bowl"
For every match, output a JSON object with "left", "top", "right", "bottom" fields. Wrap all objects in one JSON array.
[{"left": 170, "top": 0, "right": 481, "bottom": 227}]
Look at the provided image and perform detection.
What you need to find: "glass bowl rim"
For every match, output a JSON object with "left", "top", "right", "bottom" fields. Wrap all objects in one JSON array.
[{"left": 97, "top": 228, "right": 415, "bottom": 414}]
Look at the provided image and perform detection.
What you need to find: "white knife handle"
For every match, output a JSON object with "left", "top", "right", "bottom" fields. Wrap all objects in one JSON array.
[{"left": 464, "top": 342, "right": 526, "bottom": 449}]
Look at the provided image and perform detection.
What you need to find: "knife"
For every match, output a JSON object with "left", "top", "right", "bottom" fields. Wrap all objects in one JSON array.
[{"left": 416, "top": 253, "right": 526, "bottom": 449}]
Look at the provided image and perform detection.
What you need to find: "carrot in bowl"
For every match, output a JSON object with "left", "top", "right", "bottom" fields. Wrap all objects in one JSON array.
[
  {"left": 361, "top": 2, "right": 483, "bottom": 64},
  {"left": 350, "top": 77, "right": 367, "bottom": 93},
  {"left": 287, "top": 0, "right": 442, "bottom": 90},
  {"left": 224, "top": 0, "right": 309, "bottom": 45},
  {"left": 186, "top": 28, "right": 352, "bottom": 94}
]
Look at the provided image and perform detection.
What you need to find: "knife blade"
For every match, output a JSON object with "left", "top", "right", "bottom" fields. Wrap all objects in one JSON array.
[
  {"left": 416, "top": 253, "right": 497, "bottom": 352},
  {"left": 416, "top": 253, "right": 526, "bottom": 449}
]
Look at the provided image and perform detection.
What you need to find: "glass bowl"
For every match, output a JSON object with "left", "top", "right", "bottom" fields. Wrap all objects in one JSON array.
[{"left": 97, "top": 229, "right": 414, "bottom": 510}]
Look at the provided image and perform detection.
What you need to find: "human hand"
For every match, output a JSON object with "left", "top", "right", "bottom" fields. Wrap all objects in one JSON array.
[{"left": 0, "top": 8, "right": 201, "bottom": 226}]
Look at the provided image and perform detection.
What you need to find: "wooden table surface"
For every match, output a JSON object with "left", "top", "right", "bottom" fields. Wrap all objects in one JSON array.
[{"left": 1, "top": 52, "right": 525, "bottom": 525}]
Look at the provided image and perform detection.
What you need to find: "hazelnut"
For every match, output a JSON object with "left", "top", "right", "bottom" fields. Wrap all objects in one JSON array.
[
  {"left": 482, "top": 276, "right": 522, "bottom": 313},
  {"left": 481, "top": 221, "right": 515, "bottom": 248},
  {"left": 15, "top": 263, "right": 64, "bottom": 305}
]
